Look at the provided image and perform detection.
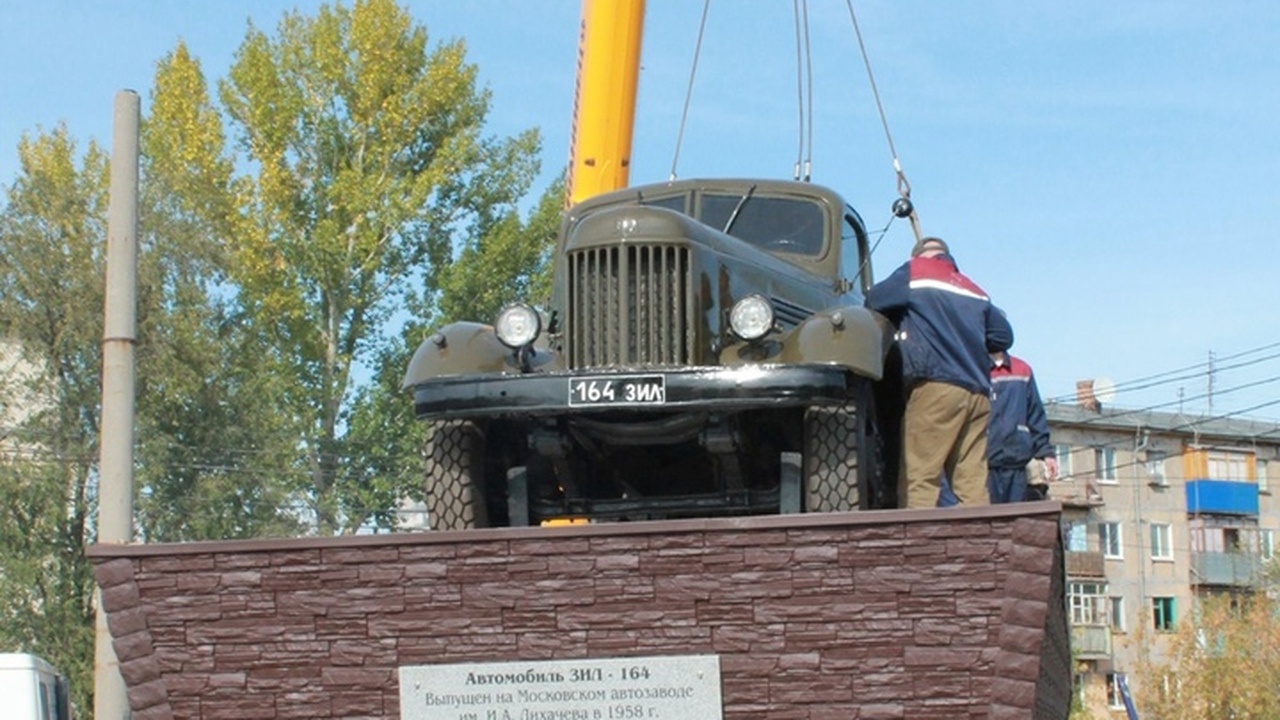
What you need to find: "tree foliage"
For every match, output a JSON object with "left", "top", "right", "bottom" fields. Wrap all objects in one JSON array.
[
  {"left": 0, "top": 1, "right": 557, "bottom": 710},
  {"left": 434, "top": 175, "right": 562, "bottom": 325},
  {"left": 1132, "top": 585, "right": 1280, "bottom": 719},
  {"left": 133, "top": 42, "right": 307, "bottom": 542},
  {"left": 346, "top": 175, "right": 563, "bottom": 530},
  {"left": 217, "top": 0, "right": 541, "bottom": 533},
  {"left": 0, "top": 126, "right": 108, "bottom": 719}
]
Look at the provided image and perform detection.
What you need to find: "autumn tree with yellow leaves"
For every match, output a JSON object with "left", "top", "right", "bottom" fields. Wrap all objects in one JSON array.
[
  {"left": 0, "top": 1, "right": 559, "bottom": 711},
  {"left": 1131, "top": 575, "right": 1280, "bottom": 719},
  {"left": 216, "top": 0, "right": 551, "bottom": 534}
]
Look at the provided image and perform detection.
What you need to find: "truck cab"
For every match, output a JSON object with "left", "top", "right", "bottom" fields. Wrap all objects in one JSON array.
[
  {"left": 405, "top": 177, "right": 898, "bottom": 528},
  {"left": 0, "top": 654, "right": 70, "bottom": 720}
]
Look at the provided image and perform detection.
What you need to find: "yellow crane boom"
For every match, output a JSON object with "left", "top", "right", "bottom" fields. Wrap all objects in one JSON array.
[{"left": 565, "top": 0, "right": 646, "bottom": 207}]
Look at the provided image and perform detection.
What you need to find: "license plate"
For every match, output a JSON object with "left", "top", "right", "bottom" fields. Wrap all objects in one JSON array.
[{"left": 568, "top": 375, "right": 666, "bottom": 406}]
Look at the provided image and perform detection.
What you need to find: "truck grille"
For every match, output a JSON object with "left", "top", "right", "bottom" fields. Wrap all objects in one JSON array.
[{"left": 568, "top": 245, "right": 694, "bottom": 368}]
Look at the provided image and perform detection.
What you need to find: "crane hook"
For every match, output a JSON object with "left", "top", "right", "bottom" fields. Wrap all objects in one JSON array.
[{"left": 892, "top": 164, "right": 924, "bottom": 244}]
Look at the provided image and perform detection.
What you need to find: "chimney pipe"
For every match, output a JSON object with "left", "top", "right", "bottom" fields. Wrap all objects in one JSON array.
[{"left": 1076, "top": 379, "right": 1100, "bottom": 412}]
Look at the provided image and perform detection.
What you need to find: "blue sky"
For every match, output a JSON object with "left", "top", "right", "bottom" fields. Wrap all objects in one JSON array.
[{"left": 2, "top": 0, "right": 1278, "bottom": 421}]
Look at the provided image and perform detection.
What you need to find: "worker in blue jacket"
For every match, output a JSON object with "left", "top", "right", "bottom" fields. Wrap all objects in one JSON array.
[
  {"left": 988, "top": 350, "right": 1058, "bottom": 502},
  {"left": 866, "top": 236, "right": 1014, "bottom": 508},
  {"left": 937, "top": 350, "right": 1060, "bottom": 506}
]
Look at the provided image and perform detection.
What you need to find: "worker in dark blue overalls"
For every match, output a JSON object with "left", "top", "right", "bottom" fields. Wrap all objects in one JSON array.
[{"left": 938, "top": 349, "right": 1057, "bottom": 505}]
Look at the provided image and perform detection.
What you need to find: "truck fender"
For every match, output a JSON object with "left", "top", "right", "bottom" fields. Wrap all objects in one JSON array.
[
  {"left": 402, "top": 321, "right": 555, "bottom": 389},
  {"left": 778, "top": 306, "right": 894, "bottom": 379},
  {"left": 721, "top": 305, "right": 893, "bottom": 380}
]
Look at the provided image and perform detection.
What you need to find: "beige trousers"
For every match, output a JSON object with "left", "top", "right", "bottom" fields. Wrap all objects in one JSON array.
[{"left": 898, "top": 381, "right": 991, "bottom": 509}]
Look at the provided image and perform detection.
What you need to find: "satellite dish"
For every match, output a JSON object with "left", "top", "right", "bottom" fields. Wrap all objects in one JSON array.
[{"left": 1094, "top": 376, "right": 1117, "bottom": 406}]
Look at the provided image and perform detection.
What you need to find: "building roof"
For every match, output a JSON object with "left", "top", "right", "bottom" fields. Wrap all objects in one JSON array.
[{"left": 1046, "top": 402, "right": 1280, "bottom": 445}]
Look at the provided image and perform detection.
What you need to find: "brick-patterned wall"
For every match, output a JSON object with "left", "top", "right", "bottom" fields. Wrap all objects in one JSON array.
[{"left": 90, "top": 504, "right": 1070, "bottom": 720}]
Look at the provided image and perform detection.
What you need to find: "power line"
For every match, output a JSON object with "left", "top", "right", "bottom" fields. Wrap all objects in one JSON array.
[
  {"left": 1111, "top": 351, "right": 1280, "bottom": 403},
  {"left": 1050, "top": 374, "right": 1280, "bottom": 432},
  {"left": 1045, "top": 341, "right": 1280, "bottom": 406}
]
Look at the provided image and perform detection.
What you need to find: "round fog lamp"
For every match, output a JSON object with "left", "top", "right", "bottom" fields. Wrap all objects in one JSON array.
[
  {"left": 729, "top": 295, "right": 774, "bottom": 341},
  {"left": 494, "top": 304, "right": 541, "bottom": 348}
]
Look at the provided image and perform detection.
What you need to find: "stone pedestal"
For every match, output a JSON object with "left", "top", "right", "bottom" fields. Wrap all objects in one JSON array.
[{"left": 90, "top": 503, "right": 1071, "bottom": 719}]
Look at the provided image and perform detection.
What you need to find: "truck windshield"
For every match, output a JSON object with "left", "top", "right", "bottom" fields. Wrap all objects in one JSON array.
[{"left": 699, "top": 194, "right": 825, "bottom": 256}]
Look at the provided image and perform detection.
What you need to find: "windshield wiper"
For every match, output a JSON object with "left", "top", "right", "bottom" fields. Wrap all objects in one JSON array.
[{"left": 721, "top": 184, "right": 757, "bottom": 235}]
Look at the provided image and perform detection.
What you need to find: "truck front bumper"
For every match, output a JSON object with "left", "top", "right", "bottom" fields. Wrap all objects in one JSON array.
[{"left": 411, "top": 364, "right": 861, "bottom": 420}]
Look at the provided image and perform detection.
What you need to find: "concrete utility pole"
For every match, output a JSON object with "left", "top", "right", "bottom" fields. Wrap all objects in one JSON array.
[
  {"left": 1207, "top": 350, "right": 1216, "bottom": 417},
  {"left": 95, "top": 89, "right": 139, "bottom": 720}
]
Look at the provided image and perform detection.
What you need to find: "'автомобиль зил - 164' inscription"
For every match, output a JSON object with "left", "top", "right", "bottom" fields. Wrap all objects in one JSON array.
[{"left": 399, "top": 654, "right": 722, "bottom": 720}]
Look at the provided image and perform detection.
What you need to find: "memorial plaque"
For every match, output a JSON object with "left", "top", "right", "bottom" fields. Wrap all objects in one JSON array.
[{"left": 399, "top": 654, "right": 722, "bottom": 720}]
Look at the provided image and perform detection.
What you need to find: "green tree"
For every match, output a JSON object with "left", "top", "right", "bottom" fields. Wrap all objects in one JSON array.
[
  {"left": 0, "top": 126, "right": 108, "bottom": 719},
  {"left": 216, "top": 0, "right": 541, "bottom": 533},
  {"left": 434, "top": 175, "right": 563, "bottom": 324},
  {"left": 0, "top": 4, "right": 560, "bottom": 713},
  {"left": 345, "top": 175, "right": 564, "bottom": 530},
  {"left": 133, "top": 42, "right": 305, "bottom": 541}
]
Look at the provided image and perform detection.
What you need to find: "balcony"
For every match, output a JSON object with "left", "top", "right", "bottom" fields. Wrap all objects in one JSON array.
[
  {"left": 1065, "top": 551, "right": 1106, "bottom": 578},
  {"left": 1051, "top": 478, "right": 1104, "bottom": 508},
  {"left": 1071, "top": 625, "right": 1112, "bottom": 659},
  {"left": 1190, "top": 551, "right": 1264, "bottom": 587},
  {"left": 1186, "top": 479, "right": 1258, "bottom": 515}
]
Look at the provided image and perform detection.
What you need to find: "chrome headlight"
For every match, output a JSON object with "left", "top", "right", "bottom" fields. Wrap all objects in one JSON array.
[
  {"left": 729, "top": 294, "right": 774, "bottom": 341},
  {"left": 494, "top": 303, "right": 541, "bottom": 348}
]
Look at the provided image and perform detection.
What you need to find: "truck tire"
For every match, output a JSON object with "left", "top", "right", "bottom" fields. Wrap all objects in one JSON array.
[
  {"left": 424, "top": 419, "right": 490, "bottom": 530},
  {"left": 803, "top": 400, "right": 861, "bottom": 512}
]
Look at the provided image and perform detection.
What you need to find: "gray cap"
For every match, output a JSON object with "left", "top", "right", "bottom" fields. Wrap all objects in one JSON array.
[{"left": 911, "top": 236, "right": 950, "bottom": 257}]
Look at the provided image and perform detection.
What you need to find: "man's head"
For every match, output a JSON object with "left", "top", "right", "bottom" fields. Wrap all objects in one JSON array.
[{"left": 911, "top": 236, "right": 949, "bottom": 258}]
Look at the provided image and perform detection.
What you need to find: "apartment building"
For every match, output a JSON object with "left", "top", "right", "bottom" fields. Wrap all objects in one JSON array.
[
  {"left": 0, "top": 339, "right": 49, "bottom": 457},
  {"left": 1045, "top": 383, "right": 1280, "bottom": 716}
]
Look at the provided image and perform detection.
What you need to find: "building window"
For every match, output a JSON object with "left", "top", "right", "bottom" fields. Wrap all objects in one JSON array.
[
  {"left": 1153, "top": 596, "right": 1175, "bottom": 631},
  {"left": 1106, "top": 673, "right": 1126, "bottom": 709},
  {"left": 1065, "top": 521, "right": 1088, "bottom": 552},
  {"left": 1069, "top": 581, "right": 1109, "bottom": 625},
  {"left": 1095, "top": 447, "right": 1117, "bottom": 482},
  {"left": 1259, "top": 458, "right": 1270, "bottom": 492},
  {"left": 1146, "top": 449, "right": 1167, "bottom": 485},
  {"left": 1110, "top": 596, "right": 1126, "bottom": 632},
  {"left": 1054, "top": 444, "right": 1074, "bottom": 479},
  {"left": 1150, "top": 523, "right": 1173, "bottom": 561},
  {"left": 1100, "top": 521, "right": 1123, "bottom": 559},
  {"left": 1208, "top": 450, "right": 1249, "bottom": 481},
  {"left": 1224, "top": 527, "right": 1243, "bottom": 553},
  {"left": 1263, "top": 529, "right": 1274, "bottom": 561}
]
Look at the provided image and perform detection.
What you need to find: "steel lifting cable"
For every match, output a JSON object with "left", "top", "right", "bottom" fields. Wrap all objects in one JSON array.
[
  {"left": 791, "top": 0, "right": 804, "bottom": 180},
  {"left": 669, "top": 0, "right": 712, "bottom": 182},
  {"left": 791, "top": 0, "right": 805, "bottom": 180},
  {"left": 791, "top": 0, "right": 815, "bottom": 182},
  {"left": 845, "top": 0, "right": 923, "bottom": 243},
  {"left": 802, "top": 1, "right": 814, "bottom": 181}
]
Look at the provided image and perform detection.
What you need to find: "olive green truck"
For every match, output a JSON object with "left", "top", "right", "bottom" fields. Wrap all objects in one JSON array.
[{"left": 403, "top": 178, "right": 899, "bottom": 529}]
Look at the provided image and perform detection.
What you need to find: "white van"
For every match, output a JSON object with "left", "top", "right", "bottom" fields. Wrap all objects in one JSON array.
[{"left": 0, "top": 653, "right": 70, "bottom": 720}]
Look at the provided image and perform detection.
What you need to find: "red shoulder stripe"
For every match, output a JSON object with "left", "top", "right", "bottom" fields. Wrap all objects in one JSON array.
[{"left": 908, "top": 256, "right": 989, "bottom": 300}]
